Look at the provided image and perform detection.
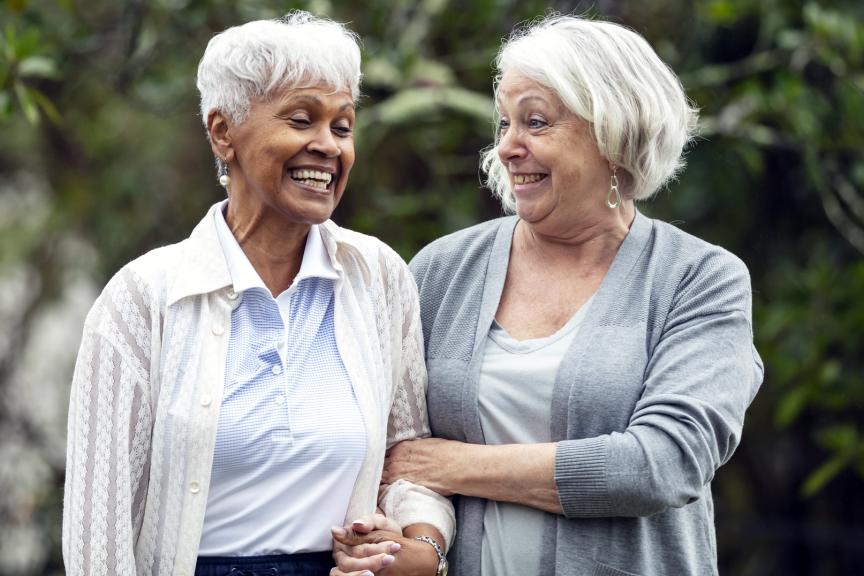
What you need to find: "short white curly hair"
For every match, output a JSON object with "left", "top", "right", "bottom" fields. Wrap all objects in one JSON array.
[
  {"left": 196, "top": 10, "right": 361, "bottom": 129},
  {"left": 481, "top": 15, "right": 699, "bottom": 211}
]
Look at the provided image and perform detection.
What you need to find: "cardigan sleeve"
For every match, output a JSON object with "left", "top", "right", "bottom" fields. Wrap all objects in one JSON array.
[
  {"left": 63, "top": 268, "right": 155, "bottom": 575},
  {"left": 555, "top": 250, "right": 764, "bottom": 518},
  {"left": 377, "top": 250, "right": 456, "bottom": 548}
]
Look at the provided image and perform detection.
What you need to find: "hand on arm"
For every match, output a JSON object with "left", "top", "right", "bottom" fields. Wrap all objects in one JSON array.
[{"left": 383, "top": 438, "right": 562, "bottom": 515}]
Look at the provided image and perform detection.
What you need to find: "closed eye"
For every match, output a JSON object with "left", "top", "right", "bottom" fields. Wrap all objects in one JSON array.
[{"left": 332, "top": 125, "right": 353, "bottom": 137}]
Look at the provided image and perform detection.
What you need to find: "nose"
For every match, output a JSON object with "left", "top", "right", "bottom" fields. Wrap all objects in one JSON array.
[
  {"left": 307, "top": 126, "right": 341, "bottom": 158},
  {"left": 497, "top": 125, "right": 526, "bottom": 163}
]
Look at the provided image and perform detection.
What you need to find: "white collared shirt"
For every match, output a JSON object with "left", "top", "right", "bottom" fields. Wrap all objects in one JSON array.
[
  {"left": 62, "top": 203, "right": 455, "bottom": 576},
  {"left": 196, "top": 203, "right": 365, "bottom": 555}
]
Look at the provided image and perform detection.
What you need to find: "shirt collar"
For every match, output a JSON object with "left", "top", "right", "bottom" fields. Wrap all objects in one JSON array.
[
  {"left": 168, "top": 202, "right": 350, "bottom": 306},
  {"left": 214, "top": 199, "right": 339, "bottom": 295}
]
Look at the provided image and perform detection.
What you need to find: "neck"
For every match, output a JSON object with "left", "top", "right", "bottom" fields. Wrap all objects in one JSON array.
[
  {"left": 225, "top": 201, "right": 310, "bottom": 296},
  {"left": 516, "top": 201, "right": 636, "bottom": 267}
]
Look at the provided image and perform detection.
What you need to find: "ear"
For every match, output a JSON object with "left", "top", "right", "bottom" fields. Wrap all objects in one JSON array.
[{"left": 207, "top": 110, "right": 234, "bottom": 163}]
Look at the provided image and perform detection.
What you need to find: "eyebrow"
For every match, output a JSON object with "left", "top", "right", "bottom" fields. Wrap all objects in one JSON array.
[
  {"left": 279, "top": 95, "right": 355, "bottom": 113},
  {"left": 496, "top": 93, "right": 552, "bottom": 109}
]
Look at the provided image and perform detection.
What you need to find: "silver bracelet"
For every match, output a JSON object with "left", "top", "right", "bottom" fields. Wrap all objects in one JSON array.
[{"left": 414, "top": 536, "right": 448, "bottom": 576}]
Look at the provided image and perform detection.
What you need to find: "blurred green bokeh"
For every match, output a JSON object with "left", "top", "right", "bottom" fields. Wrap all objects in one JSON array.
[{"left": 1, "top": 0, "right": 862, "bottom": 574}]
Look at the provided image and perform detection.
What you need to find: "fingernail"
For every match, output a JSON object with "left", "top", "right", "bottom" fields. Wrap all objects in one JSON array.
[
  {"left": 382, "top": 555, "right": 395, "bottom": 566},
  {"left": 389, "top": 542, "right": 402, "bottom": 553},
  {"left": 330, "top": 526, "right": 346, "bottom": 537},
  {"left": 352, "top": 519, "right": 368, "bottom": 528},
  {"left": 361, "top": 572, "right": 374, "bottom": 576}
]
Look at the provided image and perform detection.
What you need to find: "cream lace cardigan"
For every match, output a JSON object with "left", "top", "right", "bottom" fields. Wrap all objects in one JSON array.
[{"left": 63, "top": 203, "right": 455, "bottom": 576}]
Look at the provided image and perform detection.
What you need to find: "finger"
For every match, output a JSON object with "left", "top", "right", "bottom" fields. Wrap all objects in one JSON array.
[
  {"left": 335, "top": 551, "right": 396, "bottom": 573},
  {"left": 350, "top": 516, "right": 374, "bottom": 533},
  {"left": 332, "top": 526, "right": 364, "bottom": 546},
  {"left": 350, "top": 513, "right": 390, "bottom": 532},
  {"left": 351, "top": 512, "right": 402, "bottom": 536},
  {"left": 332, "top": 526, "right": 378, "bottom": 547},
  {"left": 336, "top": 540, "right": 401, "bottom": 559}
]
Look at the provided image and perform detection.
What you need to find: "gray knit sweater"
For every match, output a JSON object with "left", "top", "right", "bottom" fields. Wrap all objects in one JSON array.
[{"left": 409, "top": 211, "right": 764, "bottom": 576}]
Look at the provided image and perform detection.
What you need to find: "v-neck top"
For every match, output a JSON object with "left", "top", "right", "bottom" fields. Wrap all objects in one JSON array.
[{"left": 479, "top": 298, "right": 593, "bottom": 576}]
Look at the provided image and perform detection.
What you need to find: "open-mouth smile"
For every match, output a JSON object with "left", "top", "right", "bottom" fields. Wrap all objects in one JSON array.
[
  {"left": 513, "top": 173, "right": 548, "bottom": 185},
  {"left": 288, "top": 168, "right": 334, "bottom": 191}
]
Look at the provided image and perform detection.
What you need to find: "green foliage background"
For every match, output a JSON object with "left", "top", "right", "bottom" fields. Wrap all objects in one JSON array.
[{"left": 1, "top": 0, "right": 862, "bottom": 574}]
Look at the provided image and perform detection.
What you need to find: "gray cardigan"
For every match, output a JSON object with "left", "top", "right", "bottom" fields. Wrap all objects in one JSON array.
[{"left": 409, "top": 212, "right": 764, "bottom": 576}]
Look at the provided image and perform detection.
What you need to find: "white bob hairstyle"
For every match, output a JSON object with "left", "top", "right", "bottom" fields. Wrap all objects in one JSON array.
[
  {"left": 196, "top": 11, "right": 361, "bottom": 129},
  {"left": 481, "top": 15, "right": 699, "bottom": 211}
]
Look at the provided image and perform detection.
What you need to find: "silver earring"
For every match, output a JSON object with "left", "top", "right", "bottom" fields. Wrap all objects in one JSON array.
[
  {"left": 217, "top": 159, "right": 230, "bottom": 189},
  {"left": 606, "top": 168, "right": 621, "bottom": 209}
]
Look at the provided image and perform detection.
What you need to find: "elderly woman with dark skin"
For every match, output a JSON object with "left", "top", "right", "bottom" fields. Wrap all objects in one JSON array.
[
  {"left": 62, "top": 12, "right": 453, "bottom": 576},
  {"left": 336, "top": 15, "right": 764, "bottom": 576}
]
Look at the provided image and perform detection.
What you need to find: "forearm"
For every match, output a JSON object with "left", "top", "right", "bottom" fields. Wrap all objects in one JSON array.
[
  {"left": 448, "top": 442, "right": 561, "bottom": 514},
  {"left": 386, "top": 439, "right": 562, "bottom": 514}
]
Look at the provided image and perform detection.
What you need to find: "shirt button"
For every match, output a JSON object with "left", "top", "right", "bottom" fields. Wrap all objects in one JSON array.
[
  {"left": 226, "top": 289, "right": 238, "bottom": 300},
  {"left": 271, "top": 364, "right": 283, "bottom": 375},
  {"left": 189, "top": 481, "right": 200, "bottom": 494},
  {"left": 200, "top": 395, "right": 212, "bottom": 407},
  {"left": 211, "top": 324, "right": 224, "bottom": 336},
  {"left": 275, "top": 395, "right": 286, "bottom": 406}
]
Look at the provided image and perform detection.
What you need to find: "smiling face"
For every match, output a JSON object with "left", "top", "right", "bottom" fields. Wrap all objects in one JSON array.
[
  {"left": 496, "top": 71, "right": 611, "bottom": 231},
  {"left": 211, "top": 85, "right": 356, "bottom": 228}
]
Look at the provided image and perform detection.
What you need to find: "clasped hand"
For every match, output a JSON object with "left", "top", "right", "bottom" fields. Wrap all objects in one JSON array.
[{"left": 330, "top": 513, "right": 439, "bottom": 576}]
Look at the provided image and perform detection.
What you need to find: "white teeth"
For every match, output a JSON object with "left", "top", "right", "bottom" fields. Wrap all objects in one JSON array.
[
  {"left": 295, "top": 179, "right": 328, "bottom": 190},
  {"left": 513, "top": 174, "right": 546, "bottom": 184},
  {"left": 289, "top": 169, "right": 333, "bottom": 184}
]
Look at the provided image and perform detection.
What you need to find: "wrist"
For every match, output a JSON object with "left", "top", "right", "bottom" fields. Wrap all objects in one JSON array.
[
  {"left": 438, "top": 439, "right": 468, "bottom": 496},
  {"left": 411, "top": 536, "right": 447, "bottom": 576},
  {"left": 400, "top": 524, "right": 447, "bottom": 576}
]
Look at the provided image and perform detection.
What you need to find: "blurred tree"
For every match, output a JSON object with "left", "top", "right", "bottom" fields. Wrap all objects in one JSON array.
[{"left": 0, "top": 0, "right": 862, "bottom": 574}]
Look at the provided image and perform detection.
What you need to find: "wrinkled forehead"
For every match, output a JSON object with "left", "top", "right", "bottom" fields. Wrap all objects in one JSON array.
[{"left": 495, "top": 71, "right": 563, "bottom": 111}]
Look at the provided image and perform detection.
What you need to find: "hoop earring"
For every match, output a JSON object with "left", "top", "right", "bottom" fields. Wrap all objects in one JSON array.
[{"left": 606, "top": 167, "right": 621, "bottom": 209}]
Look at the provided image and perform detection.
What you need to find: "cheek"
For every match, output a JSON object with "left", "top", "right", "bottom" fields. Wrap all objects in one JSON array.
[{"left": 340, "top": 143, "right": 356, "bottom": 173}]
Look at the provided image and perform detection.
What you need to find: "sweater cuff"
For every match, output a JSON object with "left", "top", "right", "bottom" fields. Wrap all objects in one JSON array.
[
  {"left": 555, "top": 437, "right": 611, "bottom": 518},
  {"left": 379, "top": 479, "right": 456, "bottom": 550}
]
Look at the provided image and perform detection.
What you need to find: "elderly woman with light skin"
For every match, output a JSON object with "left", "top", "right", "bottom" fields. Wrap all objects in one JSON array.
[
  {"left": 62, "top": 12, "right": 453, "bottom": 576},
  {"left": 338, "top": 15, "right": 764, "bottom": 576}
]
